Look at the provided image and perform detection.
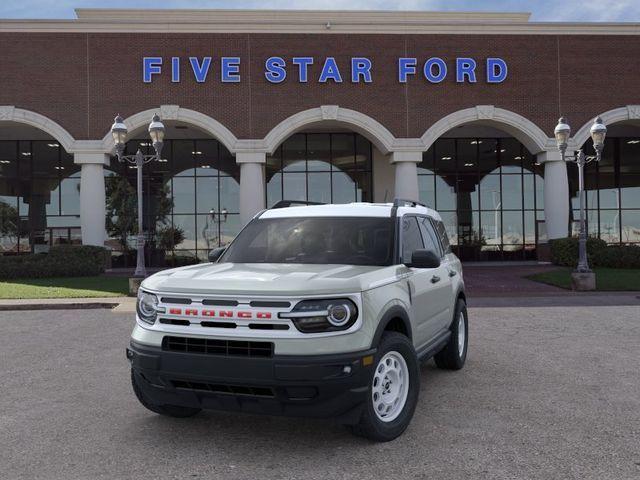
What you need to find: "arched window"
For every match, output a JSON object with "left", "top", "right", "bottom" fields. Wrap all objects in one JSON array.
[
  {"left": 106, "top": 138, "right": 239, "bottom": 266},
  {"left": 418, "top": 137, "right": 543, "bottom": 261},
  {"left": 266, "top": 133, "right": 373, "bottom": 207}
]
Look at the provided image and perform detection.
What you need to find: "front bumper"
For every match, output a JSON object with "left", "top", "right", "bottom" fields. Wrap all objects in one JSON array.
[{"left": 127, "top": 340, "right": 376, "bottom": 423}]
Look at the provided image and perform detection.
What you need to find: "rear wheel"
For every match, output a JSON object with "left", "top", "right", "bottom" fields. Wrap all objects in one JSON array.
[
  {"left": 434, "top": 298, "right": 468, "bottom": 370},
  {"left": 349, "top": 332, "right": 419, "bottom": 442},
  {"left": 131, "top": 369, "right": 201, "bottom": 418}
]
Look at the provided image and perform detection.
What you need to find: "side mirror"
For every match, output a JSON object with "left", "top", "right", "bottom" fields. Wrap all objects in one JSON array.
[
  {"left": 208, "top": 246, "right": 226, "bottom": 263},
  {"left": 406, "top": 249, "right": 440, "bottom": 269}
]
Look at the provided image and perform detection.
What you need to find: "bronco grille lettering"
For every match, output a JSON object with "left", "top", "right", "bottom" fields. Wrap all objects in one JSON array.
[{"left": 163, "top": 307, "right": 274, "bottom": 320}]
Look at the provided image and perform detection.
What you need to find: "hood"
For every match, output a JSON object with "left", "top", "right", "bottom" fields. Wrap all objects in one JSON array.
[{"left": 142, "top": 262, "right": 402, "bottom": 296}]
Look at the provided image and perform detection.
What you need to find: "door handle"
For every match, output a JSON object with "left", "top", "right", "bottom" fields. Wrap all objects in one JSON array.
[
  {"left": 448, "top": 270, "right": 457, "bottom": 277},
  {"left": 430, "top": 275, "right": 441, "bottom": 284}
]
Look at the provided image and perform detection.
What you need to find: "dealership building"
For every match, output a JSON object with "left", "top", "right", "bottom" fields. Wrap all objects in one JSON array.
[{"left": 1, "top": 9, "right": 639, "bottom": 265}]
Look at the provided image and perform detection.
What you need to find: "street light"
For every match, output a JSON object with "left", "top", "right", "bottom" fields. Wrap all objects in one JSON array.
[
  {"left": 110, "top": 113, "right": 165, "bottom": 277},
  {"left": 554, "top": 116, "right": 607, "bottom": 280}
]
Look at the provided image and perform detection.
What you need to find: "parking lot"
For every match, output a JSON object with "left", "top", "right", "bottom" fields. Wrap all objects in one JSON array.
[{"left": 1, "top": 304, "right": 639, "bottom": 480}]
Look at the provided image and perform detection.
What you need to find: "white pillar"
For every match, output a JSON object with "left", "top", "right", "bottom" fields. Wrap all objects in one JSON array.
[
  {"left": 75, "top": 153, "right": 109, "bottom": 246},
  {"left": 237, "top": 152, "right": 266, "bottom": 225},
  {"left": 539, "top": 151, "right": 569, "bottom": 240},
  {"left": 391, "top": 151, "right": 422, "bottom": 202}
]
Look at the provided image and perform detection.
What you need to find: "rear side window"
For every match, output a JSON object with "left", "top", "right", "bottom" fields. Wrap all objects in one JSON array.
[
  {"left": 401, "top": 217, "right": 424, "bottom": 264},
  {"left": 434, "top": 220, "right": 452, "bottom": 254},
  {"left": 418, "top": 217, "right": 442, "bottom": 257}
]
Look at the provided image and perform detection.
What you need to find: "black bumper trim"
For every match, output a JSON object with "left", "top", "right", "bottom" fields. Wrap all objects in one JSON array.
[{"left": 128, "top": 340, "right": 376, "bottom": 423}]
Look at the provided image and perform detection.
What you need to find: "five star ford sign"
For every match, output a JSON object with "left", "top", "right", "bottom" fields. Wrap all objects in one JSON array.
[{"left": 142, "top": 56, "right": 508, "bottom": 84}]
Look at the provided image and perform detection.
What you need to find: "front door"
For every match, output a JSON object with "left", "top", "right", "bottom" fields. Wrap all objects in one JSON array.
[{"left": 400, "top": 216, "right": 451, "bottom": 350}]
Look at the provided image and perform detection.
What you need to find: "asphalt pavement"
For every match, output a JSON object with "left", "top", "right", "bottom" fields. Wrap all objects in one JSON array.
[{"left": 1, "top": 305, "right": 639, "bottom": 480}]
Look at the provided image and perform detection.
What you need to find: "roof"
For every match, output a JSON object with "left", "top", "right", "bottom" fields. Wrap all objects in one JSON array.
[
  {"left": 0, "top": 9, "right": 639, "bottom": 35},
  {"left": 259, "top": 202, "right": 442, "bottom": 220}
]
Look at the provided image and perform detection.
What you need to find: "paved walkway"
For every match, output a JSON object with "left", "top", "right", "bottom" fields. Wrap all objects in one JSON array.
[{"left": 462, "top": 263, "right": 566, "bottom": 297}]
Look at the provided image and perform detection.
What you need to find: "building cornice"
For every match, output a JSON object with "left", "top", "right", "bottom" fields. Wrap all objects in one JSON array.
[{"left": 0, "top": 9, "right": 639, "bottom": 35}]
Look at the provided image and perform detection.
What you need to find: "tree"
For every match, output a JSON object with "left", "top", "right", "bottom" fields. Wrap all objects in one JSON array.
[{"left": 105, "top": 175, "right": 173, "bottom": 251}]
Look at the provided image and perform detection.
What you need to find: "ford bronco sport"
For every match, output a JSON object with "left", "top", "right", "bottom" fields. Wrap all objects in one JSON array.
[{"left": 128, "top": 199, "right": 468, "bottom": 441}]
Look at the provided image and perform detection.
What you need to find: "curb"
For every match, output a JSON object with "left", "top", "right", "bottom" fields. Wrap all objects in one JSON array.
[{"left": 0, "top": 302, "right": 120, "bottom": 311}]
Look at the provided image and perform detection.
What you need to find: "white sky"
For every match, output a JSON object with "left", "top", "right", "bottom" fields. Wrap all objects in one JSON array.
[{"left": 0, "top": 0, "right": 639, "bottom": 22}]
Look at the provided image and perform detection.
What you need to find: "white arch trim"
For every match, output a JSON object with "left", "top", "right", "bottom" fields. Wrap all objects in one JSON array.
[
  {"left": 0, "top": 106, "right": 76, "bottom": 152},
  {"left": 571, "top": 105, "right": 640, "bottom": 148},
  {"left": 421, "top": 105, "right": 552, "bottom": 154},
  {"left": 100, "top": 105, "right": 239, "bottom": 154},
  {"left": 263, "top": 106, "right": 396, "bottom": 155}
]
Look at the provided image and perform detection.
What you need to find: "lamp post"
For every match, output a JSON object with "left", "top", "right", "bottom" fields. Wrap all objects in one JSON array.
[
  {"left": 554, "top": 116, "right": 607, "bottom": 288},
  {"left": 110, "top": 113, "right": 166, "bottom": 277}
]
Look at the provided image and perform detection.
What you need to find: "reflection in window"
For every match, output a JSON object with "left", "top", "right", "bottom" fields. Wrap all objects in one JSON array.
[
  {"left": 570, "top": 137, "right": 640, "bottom": 244},
  {"left": 266, "top": 133, "right": 372, "bottom": 206},
  {"left": 106, "top": 139, "right": 239, "bottom": 267},
  {"left": 419, "top": 138, "right": 542, "bottom": 260},
  {"left": 0, "top": 140, "right": 80, "bottom": 254}
]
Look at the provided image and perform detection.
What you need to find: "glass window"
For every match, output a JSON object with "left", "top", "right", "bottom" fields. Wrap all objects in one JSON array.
[
  {"left": 282, "top": 134, "right": 306, "bottom": 172},
  {"left": 221, "top": 217, "right": 393, "bottom": 266},
  {"left": 457, "top": 139, "right": 477, "bottom": 171},
  {"left": 500, "top": 138, "right": 523, "bottom": 174},
  {"left": 331, "top": 133, "right": 356, "bottom": 171},
  {"left": 621, "top": 210, "right": 640, "bottom": 243},
  {"left": 196, "top": 176, "right": 218, "bottom": 214},
  {"left": 435, "top": 175, "right": 456, "bottom": 210},
  {"left": 308, "top": 172, "right": 332, "bottom": 203},
  {"left": 501, "top": 175, "right": 523, "bottom": 210},
  {"left": 172, "top": 177, "right": 195, "bottom": 214},
  {"left": 401, "top": 216, "right": 424, "bottom": 264},
  {"left": 418, "top": 217, "right": 442, "bottom": 256},
  {"left": 434, "top": 220, "right": 452, "bottom": 254},
  {"left": 307, "top": 134, "right": 331, "bottom": 171},
  {"left": 173, "top": 140, "right": 195, "bottom": 176},
  {"left": 418, "top": 175, "right": 435, "bottom": 207},
  {"left": 267, "top": 133, "right": 372, "bottom": 206}
]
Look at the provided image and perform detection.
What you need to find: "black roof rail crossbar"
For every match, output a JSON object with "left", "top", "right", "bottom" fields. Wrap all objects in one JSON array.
[
  {"left": 392, "top": 198, "right": 428, "bottom": 208},
  {"left": 270, "top": 200, "right": 325, "bottom": 209}
]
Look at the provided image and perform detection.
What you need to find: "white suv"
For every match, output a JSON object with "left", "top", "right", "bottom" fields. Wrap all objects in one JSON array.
[{"left": 128, "top": 199, "right": 468, "bottom": 441}]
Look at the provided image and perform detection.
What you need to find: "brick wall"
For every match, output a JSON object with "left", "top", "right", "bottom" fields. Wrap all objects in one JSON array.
[{"left": 1, "top": 32, "right": 639, "bottom": 142}]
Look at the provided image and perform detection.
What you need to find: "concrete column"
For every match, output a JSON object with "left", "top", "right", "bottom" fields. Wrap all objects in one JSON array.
[
  {"left": 391, "top": 151, "right": 422, "bottom": 202},
  {"left": 539, "top": 151, "right": 569, "bottom": 240},
  {"left": 237, "top": 152, "right": 266, "bottom": 225},
  {"left": 75, "top": 153, "right": 109, "bottom": 246}
]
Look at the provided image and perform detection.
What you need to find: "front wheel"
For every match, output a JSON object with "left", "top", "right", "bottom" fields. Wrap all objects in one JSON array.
[
  {"left": 349, "top": 332, "right": 419, "bottom": 442},
  {"left": 434, "top": 298, "right": 468, "bottom": 370}
]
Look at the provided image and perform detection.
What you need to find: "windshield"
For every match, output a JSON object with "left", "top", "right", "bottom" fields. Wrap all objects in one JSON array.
[{"left": 220, "top": 217, "right": 394, "bottom": 266}]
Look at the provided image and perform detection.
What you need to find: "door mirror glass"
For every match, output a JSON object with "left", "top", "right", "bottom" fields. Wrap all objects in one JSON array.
[
  {"left": 208, "top": 246, "right": 226, "bottom": 263},
  {"left": 406, "top": 249, "right": 440, "bottom": 269}
]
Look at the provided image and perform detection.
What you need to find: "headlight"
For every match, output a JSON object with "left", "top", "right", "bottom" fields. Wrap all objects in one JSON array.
[
  {"left": 136, "top": 290, "right": 161, "bottom": 325},
  {"left": 280, "top": 298, "right": 358, "bottom": 333}
]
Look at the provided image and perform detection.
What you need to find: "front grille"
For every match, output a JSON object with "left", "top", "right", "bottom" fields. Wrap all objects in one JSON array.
[
  {"left": 171, "top": 379, "right": 275, "bottom": 398},
  {"left": 162, "top": 336, "right": 274, "bottom": 358}
]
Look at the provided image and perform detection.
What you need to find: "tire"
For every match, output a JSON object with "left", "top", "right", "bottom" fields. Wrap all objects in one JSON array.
[
  {"left": 131, "top": 369, "right": 201, "bottom": 418},
  {"left": 349, "top": 332, "right": 420, "bottom": 442},
  {"left": 434, "top": 298, "right": 468, "bottom": 370}
]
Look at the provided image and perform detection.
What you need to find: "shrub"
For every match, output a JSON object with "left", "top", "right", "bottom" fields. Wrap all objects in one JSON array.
[
  {"left": 0, "top": 245, "right": 109, "bottom": 280},
  {"left": 550, "top": 237, "right": 640, "bottom": 269},
  {"left": 593, "top": 245, "right": 640, "bottom": 269},
  {"left": 165, "top": 254, "right": 201, "bottom": 268},
  {"left": 550, "top": 237, "right": 607, "bottom": 267}
]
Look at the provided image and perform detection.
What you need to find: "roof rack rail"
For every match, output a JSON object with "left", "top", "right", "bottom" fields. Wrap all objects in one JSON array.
[
  {"left": 392, "top": 198, "right": 428, "bottom": 208},
  {"left": 270, "top": 200, "right": 325, "bottom": 209}
]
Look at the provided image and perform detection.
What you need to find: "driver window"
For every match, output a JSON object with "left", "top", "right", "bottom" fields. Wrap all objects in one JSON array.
[{"left": 401, "top": 217, "right": 424, "bottom": 264}]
